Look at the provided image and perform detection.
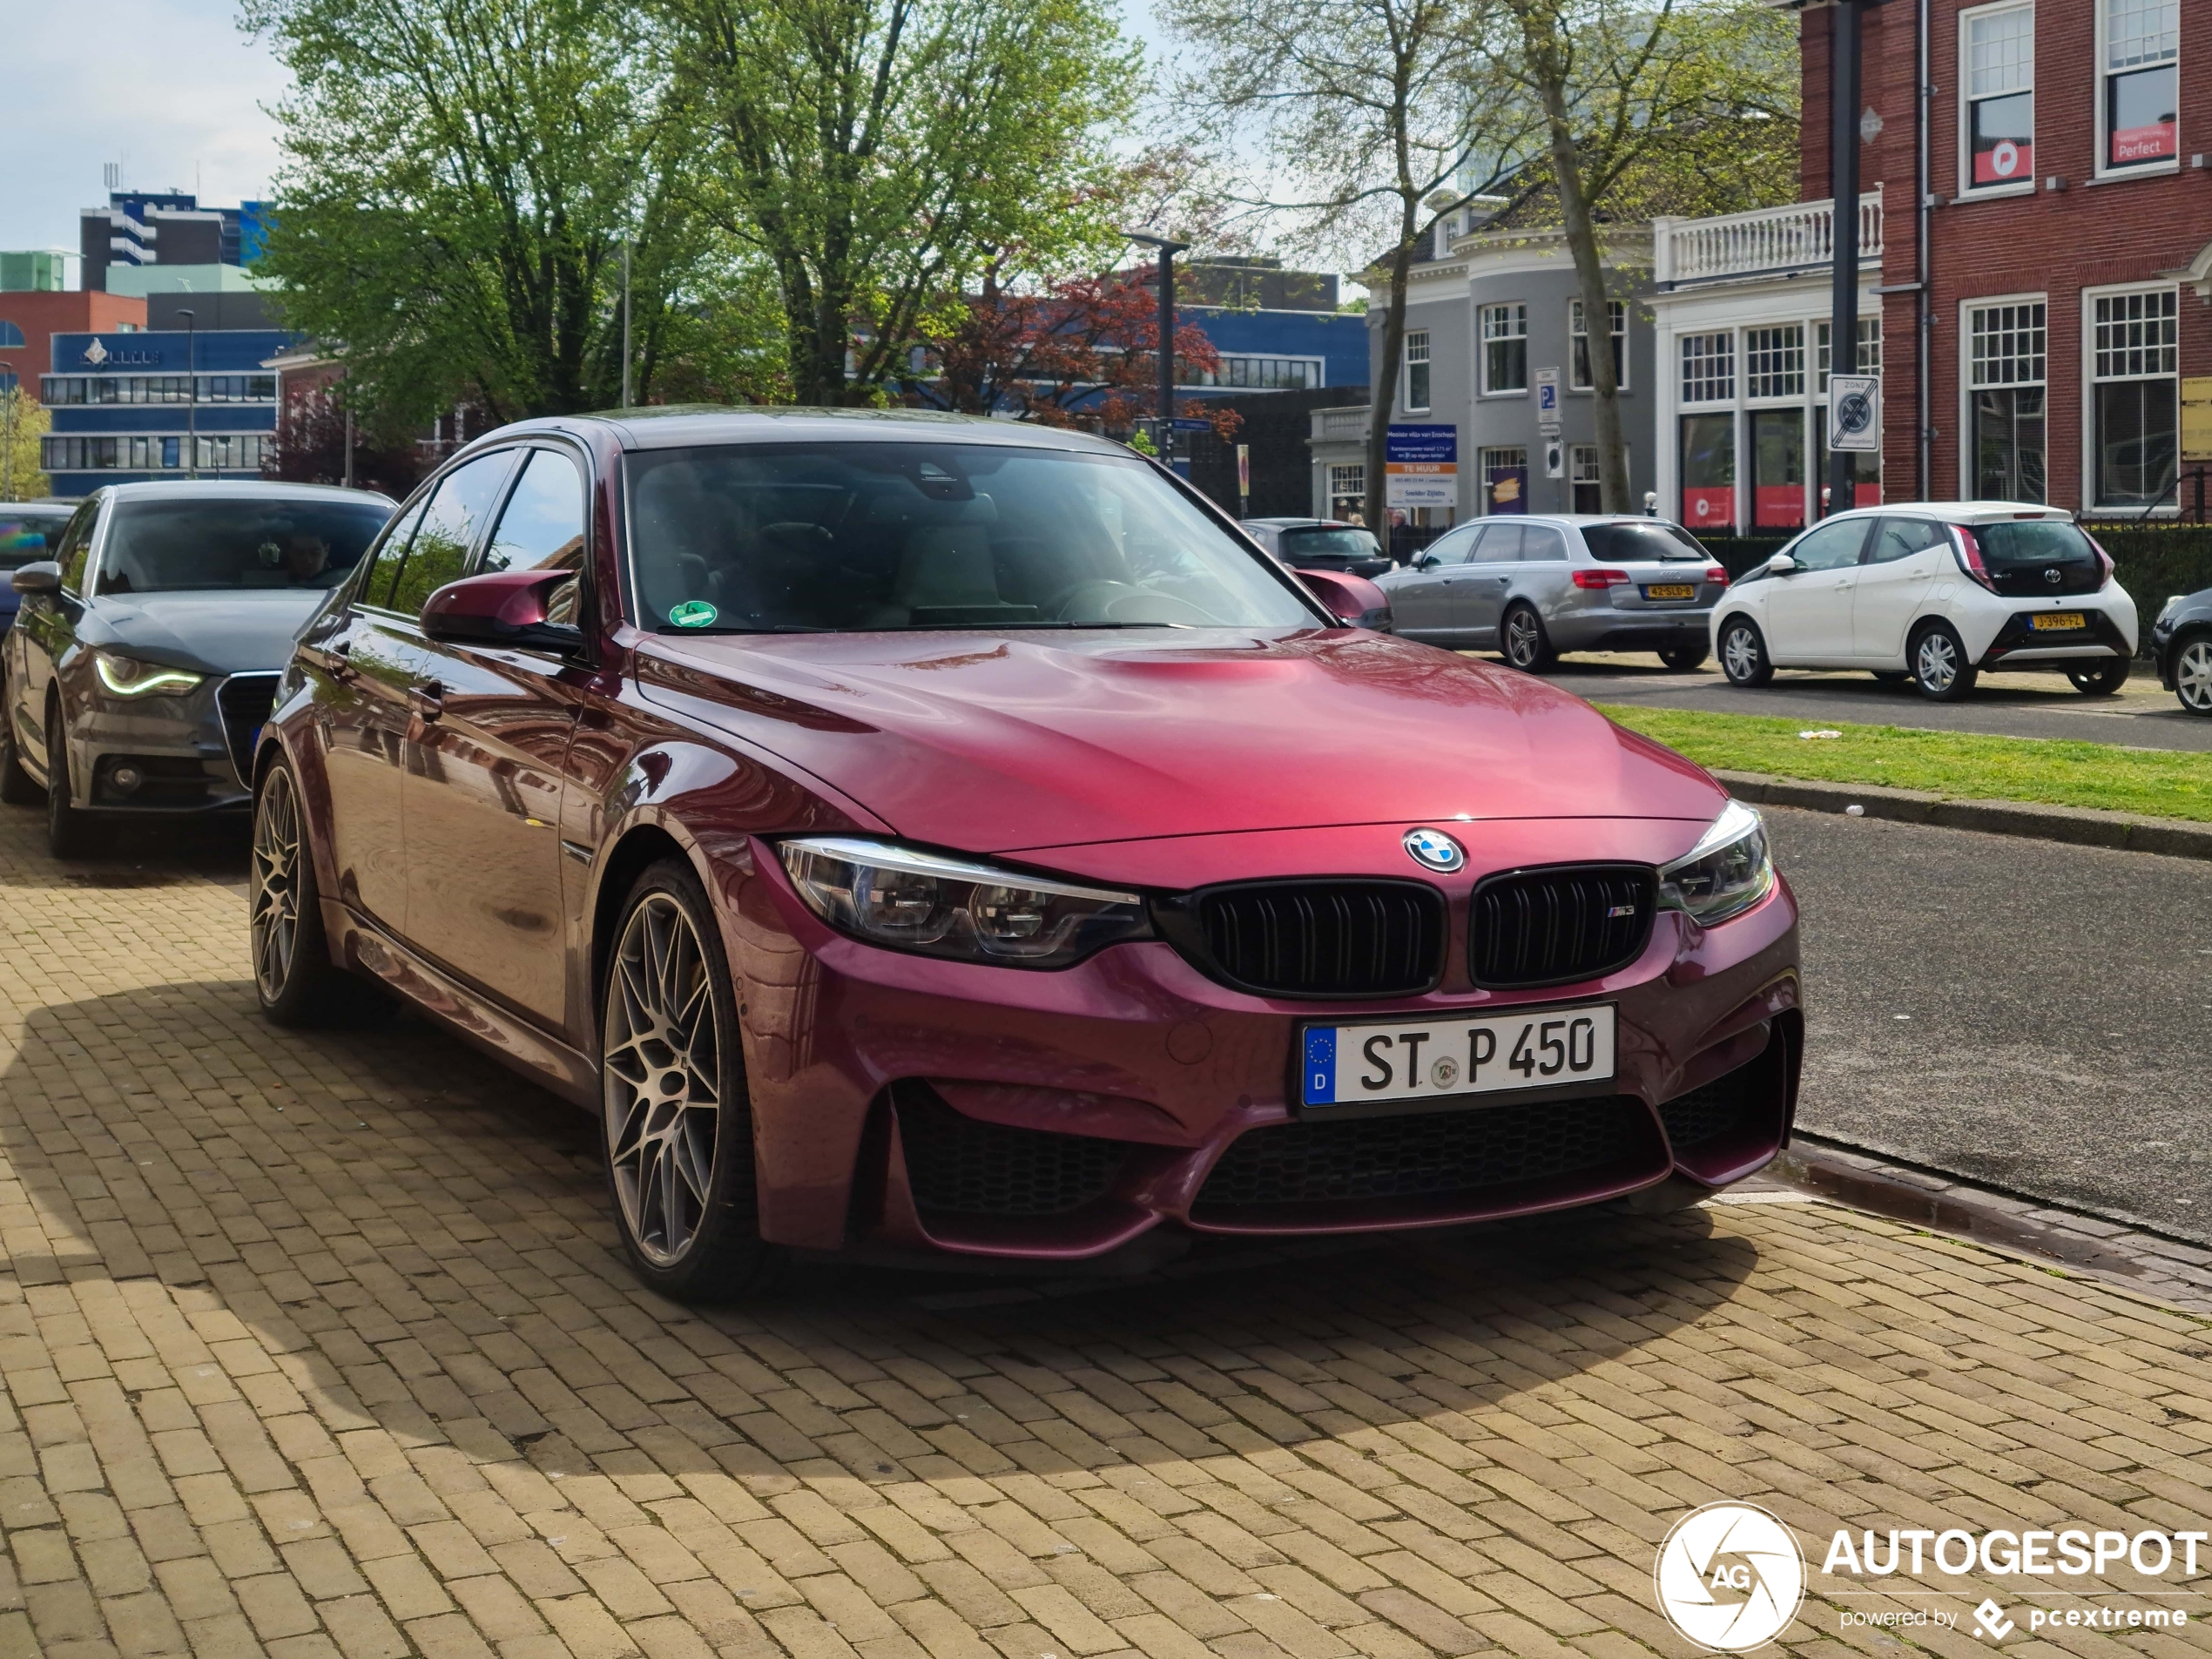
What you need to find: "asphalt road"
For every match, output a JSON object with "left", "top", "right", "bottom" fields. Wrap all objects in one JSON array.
[
  {"left": 1521, "top": 651, "right": 2212, "bottom": 751},
  {"left": 1769, "top": 803, "right": 2212, "bottom": 1241}
]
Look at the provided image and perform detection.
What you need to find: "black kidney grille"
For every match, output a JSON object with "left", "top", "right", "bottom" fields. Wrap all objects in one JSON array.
[
  {"left": 1471, "top": 865, "right": 1656, "bottom": 988},
  {"left": 1193, "top": 882, "right": 1444, "bottom": 997},
  {"left": 896, "top": 1088, "right": 1131, "bottom": 1219},
  {"left": 1193, "top": 1097, "right": 1645, "bottom": 1216}
]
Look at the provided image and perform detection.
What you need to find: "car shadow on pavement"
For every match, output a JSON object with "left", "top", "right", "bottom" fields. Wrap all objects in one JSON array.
[{"left": 0, "top": 975, "right": 1763, "bottom": 1523}]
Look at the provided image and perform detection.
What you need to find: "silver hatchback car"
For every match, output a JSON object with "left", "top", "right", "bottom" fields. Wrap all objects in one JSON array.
[{"left": 1375, "top": 515, "right": 1730, "bottom": 670}]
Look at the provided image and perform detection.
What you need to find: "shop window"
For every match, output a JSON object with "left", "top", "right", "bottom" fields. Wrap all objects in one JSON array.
[
  {"left": 1680, "top": 334, "right": 1733, "bottom": 404},
  {"left": 1570, "top": 300, "right": 1627, "bottom": 391},
  {"left": 1568, "top": 444, "right": 1630, "bottom": 514},
  {"left": 1679, "top": 415, "right": 1735, "bottom": 532},
  {"left": 1816, "top": 318, "right": 1881, "bottom": 388},
  {"left": 1963, "top": 4, "right": 2034, "bottom": 190},
  {"left": 2102, "top": 0, "right": 2177, "bottom": 170},
  {"left": 1750, "top": 410, "right": 1805, "bottom": 530},
  {"left": 1327, "top": 463, "right": 1366, "bottom": 522},
  {"left": 1745, "top": 327, "right": 1804, "bottom": 401},
  {"left": 2090, "top": 287, "right": 2177, "bottom": 508},
  {"left": 1481, "top": 305, "right": 1527, "bottom": 395},
  {"left": 1480, "top": 446, "right": 1528, "bottom": 514},
  {"left": 1967, "top": 300, "right": 2047, "bottom": 501}
]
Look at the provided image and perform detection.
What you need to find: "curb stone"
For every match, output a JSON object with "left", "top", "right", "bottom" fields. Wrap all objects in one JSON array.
[{"left": 1716, "top": 768, "right": 2212, "bottom": 860}]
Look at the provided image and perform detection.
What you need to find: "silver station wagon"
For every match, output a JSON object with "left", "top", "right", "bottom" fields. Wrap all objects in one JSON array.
[{"left": 1375, "top": 515, "right": 1732, "bottom": 671}]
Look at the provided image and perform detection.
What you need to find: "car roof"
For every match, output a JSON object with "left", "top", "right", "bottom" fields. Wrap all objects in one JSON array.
[
  {"left": 1797, "top": 501, "right": 2071, "bottom": 525},
  {"left": 92, "top": 480, "right": 397, "bottom": 508},
  {"left": 490, "top": 405, "right": 1140, "bottom": 459}
]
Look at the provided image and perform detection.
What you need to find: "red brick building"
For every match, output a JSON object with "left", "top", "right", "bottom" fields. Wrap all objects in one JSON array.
[
  {"left": 0, "top": 291, "right": 147, "bottom": 404},
  {"left": 1652, "top": 0, "right": 2204, "bottom": 524}
]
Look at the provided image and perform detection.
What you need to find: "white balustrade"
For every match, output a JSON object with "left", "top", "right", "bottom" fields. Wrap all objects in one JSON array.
[{"left": 1654, "top": 190, "right": 1882, "bottom": 288}]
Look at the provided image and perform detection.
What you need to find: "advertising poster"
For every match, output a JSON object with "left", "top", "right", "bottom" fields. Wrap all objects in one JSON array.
[{"left": 1386, "top": 423, "right": 1459, "bottom": 508}]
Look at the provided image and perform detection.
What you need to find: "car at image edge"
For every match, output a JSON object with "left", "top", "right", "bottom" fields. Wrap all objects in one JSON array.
[
  {"left": 248, "top": 408, "right": 1804, "bottom": 1299},
  {"left": 1375, "top": 515, "right": 1730, "bottom": 671},
  {"left": 2151, "top": 584, "right": 2212, "bottom": 717},
  {"left": 1238, "top": 517, "right": 1393, "bottom": 578},
  {"left": 1710, "top": 502, "right": 2139, "bottom": 701}
]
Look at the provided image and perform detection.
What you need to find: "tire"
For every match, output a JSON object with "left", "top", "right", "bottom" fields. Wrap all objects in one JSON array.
[
  {"left": 2067, "top": 658, "right": 2129, "bottom": 696},
  {"left": 1501, "top": 604, "right": 1555, "bottom": 671},
  {"left": 1910, "top": 622, "right": 1978, "bottom": 702},
  {"left": 601, "top": 859, "right": 781, "bottom": 1302},
  {"left": 1717, "top": 617, "right": 1773, "bottom": 688},
  {"left": 1659, "top": 645, "right": 1709, "bottom": 671},
  {"left": 2175, "top": 635, "right": 2212, "bottom": 717},
  {"left": 252, "top": 757, "right": 365, "bottom": 1027},
  {"left": 0, "top": 675, "right": 37, "bottom": 806},
  {"left": 44, "top": 703, "right": 108, "bottom": 858},
  {"left": 1872, "top": 670, "right": 1909, "bottom": 685}
]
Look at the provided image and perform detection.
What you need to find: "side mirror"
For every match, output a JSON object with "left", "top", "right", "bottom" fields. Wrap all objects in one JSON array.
[
  {"left": 10, "top": 561, "right": 60, "bottom": 596},
  {"left": 421, "top": 568, "right": 583, "bottom": 654},
  {"left": 1414, "top": 553, "right": 1440, "bottom": 570},
  {"left": 1765, "top": 552, "right": 1799, "bottom": 576},
  {"left": 1294, "top": 566, "right": 1386, "bottom": 628}
]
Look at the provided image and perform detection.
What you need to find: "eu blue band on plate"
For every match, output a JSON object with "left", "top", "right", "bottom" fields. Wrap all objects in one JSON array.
[{"left": 1302, "top": 1027, "right": 1336, "bottom": 1104}]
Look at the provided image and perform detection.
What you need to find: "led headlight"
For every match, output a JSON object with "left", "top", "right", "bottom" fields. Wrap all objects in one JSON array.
[
  {"left": 93, "top": 651, "right": 204, "bottom": 698},
  {"left": 777, "top": 838, "right": 1152, "bottom": 968},
  {"left": 1658, "top": 799, "right": 1774, "bottom": 927}
]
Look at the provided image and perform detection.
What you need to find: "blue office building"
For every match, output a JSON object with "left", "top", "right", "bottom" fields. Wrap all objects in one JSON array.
[
  {"left": 1181, "top": 305, "right": 1368, "bottom": 395},
  {"left": 41, "top": 328, "right": 293, "bottom": 496}
]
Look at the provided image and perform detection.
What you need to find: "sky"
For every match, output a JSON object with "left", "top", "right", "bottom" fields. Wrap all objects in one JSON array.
[{"left": 2, "top": 0, "right": 1184, "bottom": 266}]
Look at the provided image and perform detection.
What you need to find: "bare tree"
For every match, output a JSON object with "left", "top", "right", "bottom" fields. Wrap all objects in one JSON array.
[{"left": 1163, "top": 0, "right": 1539, "bottom": 536}]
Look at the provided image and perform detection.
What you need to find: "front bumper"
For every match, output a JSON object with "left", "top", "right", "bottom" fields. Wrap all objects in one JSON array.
[
  {"left": 62, "top": 670, "right": 277, "bottom": 813},
  {"left": 723, "top": 825, "right": 1803, "bottom": 1260}
]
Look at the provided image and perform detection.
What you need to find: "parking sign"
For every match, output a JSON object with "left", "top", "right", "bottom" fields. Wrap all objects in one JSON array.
[{"left": 1535, "top": 368, "right": 1561, "bottom": 435}]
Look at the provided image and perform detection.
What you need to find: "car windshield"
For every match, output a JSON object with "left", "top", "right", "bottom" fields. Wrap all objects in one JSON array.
[
  {"left": 1277, "top": 526, "right": 1379, "bottom": 560},
  {"left": 98, "top": 499, "right": 391, "bottom": 595},
  {"left": 627, "top": 441, "right": 1319, "bottom": 631},
  {"left": 1579, "top": 522, "right": 1710, "bottom": 563},
  {"left": 0, "top": 511, "right": 72, "bottom": 569},
  {"left": 1973, "top": 519, "right": 2096, "bottom": 567}
]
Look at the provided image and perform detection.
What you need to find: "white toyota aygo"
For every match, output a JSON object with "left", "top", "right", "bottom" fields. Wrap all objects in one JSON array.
[{"left": 1709, "top": 502, "right": 2139, "bottom": 702}]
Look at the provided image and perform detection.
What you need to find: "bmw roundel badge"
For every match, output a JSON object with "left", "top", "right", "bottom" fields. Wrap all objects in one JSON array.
[{"left": 1403, "top": 826, "right": 1466, "bottom": 873}]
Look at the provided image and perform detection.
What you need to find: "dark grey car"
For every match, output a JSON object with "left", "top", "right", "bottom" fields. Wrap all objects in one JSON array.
[
  {"left": 2, "top": 481, "right": 395, "bottom": 854},
  {"left": 1375, "top": 514, "right": 1729, "bottom": 670},
  {"left": 2153, "top": 586, "right": 2212, "bottom": 716}
]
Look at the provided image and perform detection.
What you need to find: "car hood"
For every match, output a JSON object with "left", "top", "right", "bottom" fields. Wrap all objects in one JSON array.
[
  {"left": 78, "top": 589, "right": 327, "bottom": 675},
  {"left": 636, "top": 627, "right": 1726, "bottom": 857}
]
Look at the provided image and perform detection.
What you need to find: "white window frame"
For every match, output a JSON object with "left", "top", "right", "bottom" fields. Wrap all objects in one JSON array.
[
  {"left": 2081, "top": 280, "right": 2180, "bottom": 513},
  {"left": 1567, "top": 442, "right": 1630, "bottom": 512},
  {"left": 1679, "top": 332, "right": 1734, "bottom": 404},
  {"left": 1743, "top": 325, "right": 1806, "bottom": 402},
  {"left": 1478, "top": 445, "right": 1530, "bottom": 514},
  {"left": 1959, "top": 292, "right": 2048, "bottom": 500},
  {"left": 2096, "top": 0, "right": 2180, "bottom": 179},
  {"left": 1816, "top": 318, "right": 1882, "bottom": 390},
  {"left": 1568, "top": 300, "right": 1629, "bottom": 392},
  {"left": 1480, "top": 303, "right": 1528, "bottom": 397},
  {"left": 1959, "top": 2, "right": 2036, "bottom": 199},
  {"left": 1402, "top": 330, "right": 1431, "bottom": 413}
]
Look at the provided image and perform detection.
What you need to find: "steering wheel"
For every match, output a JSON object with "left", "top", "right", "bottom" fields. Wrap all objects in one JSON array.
[{"left": 1046, "top": 580, "right": 1213, "bottom": 626}]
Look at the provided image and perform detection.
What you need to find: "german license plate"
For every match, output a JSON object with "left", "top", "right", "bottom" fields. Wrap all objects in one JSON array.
[
  {"left": 2031, "top": 612, "right": 2086, "bottom": 631},
  {"left": 1300, "top": 1004, "right": 1616, "bottom": 1109},
  {"left": 1645, "top": 583, "right": 1697, "bottom": 601}
]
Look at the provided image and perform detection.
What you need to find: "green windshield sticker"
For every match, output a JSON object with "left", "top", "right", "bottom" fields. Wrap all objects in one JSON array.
[{"left": 669, "top": 600, "right": 718, "bottom": 629}]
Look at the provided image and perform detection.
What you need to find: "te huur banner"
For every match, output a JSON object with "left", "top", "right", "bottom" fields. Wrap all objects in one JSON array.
[{"left": 1386, "top": 423, "right": 1459, "bottom": 509}]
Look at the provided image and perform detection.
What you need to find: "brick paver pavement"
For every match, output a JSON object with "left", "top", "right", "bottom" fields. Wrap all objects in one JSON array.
[{"left": 0, "top": 816, "right": 2208, "bottom": 1658}]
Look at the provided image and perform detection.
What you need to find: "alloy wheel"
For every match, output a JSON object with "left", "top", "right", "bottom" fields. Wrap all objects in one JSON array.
[
  {"left": 250, "top": 767, "right": 301, "bottom": 1001},
  {"left": 1915, "top": 631, "right": 1959, "bottom": 694},
  {"left": 2180, "top": 641, "right": 2212, "bottom": 713},
  {"left": 1723, "top": 625, "right": 1759, "bottom": 682},
  {"left": 1505, "top": 610, "right": 1541, "bottom": 668},
  {"left": 604, "top": 893, "right": 722, "bottom": 1267}
]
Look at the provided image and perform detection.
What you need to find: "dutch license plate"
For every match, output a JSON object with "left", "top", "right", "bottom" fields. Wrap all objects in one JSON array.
[
  {"left": 2031, "top": 611, "right": 2086, "bottom": 631},
  {"left": 1644, "top": 583, "right": 1697, "bottom": 601},
  {"left": 1300, "top": 1004, "right": 1616, "bottom": 1109}
]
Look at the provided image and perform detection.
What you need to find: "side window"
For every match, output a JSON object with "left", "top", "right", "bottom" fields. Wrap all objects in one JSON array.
[
  {"left": 1866, "top": 518, "right": 1948, "bottom": 564},
  {"left": 1791, "top": 517, "right": 1871, "bottom": 571},
  {"left": 480, "top": 450, "right": 588, "bottom": 574},
  {"left": 357, "top": 496, "right": 430, "bottom": 612},
  {"left": 1521, "top": 525, "right": 1568, "bottom": 562},
  {"left": 54, "top": 501, "right": 99, "bottom": 594},
  {"left": 378, "top": 451, "right": 519, "bottom": 617},
  {"left": 1422, "top": 526, "right": 1481, "bottom": 565},
  {"left": 1474, "top": 522, "right": 1525, "bottom": 561}
]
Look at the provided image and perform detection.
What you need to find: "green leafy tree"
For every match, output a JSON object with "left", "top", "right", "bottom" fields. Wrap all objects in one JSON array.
[
  {"left": 657, "top": 0, "right": 1142, "bottom": 406},
  {"left": 242, "top": 0, "right": 780, "bottom": 429},
  {"left": 0, "top": 392, "right": 50, "bottom": 502},
  {"left": 1492, "top": 0, "right": 1797, "bottom": 510}
]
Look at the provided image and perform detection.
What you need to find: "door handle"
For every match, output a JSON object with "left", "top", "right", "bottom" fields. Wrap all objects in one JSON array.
[
  {"left": 1497, "top": 576, "right": 1512, "bottom": 584},
  {"left": 408, "top": 682, "right": 444, "bottom": 721}
]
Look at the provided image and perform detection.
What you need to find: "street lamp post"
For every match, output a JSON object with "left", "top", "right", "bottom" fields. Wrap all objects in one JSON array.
[
  {"left": 621, "top": 237, "right": 633, "bottom": 410},
  {"left": 176, "top": 308, "right": 199, "bottom": 480},
  {"left": 1, "top": 356, "right": 16, "bottom": 502},
  {"left": 1123, "top": 230, "right": 1192, "bottom": 463},
  {"left": 1824, "top": 0, "right": 1871, "bottom": 518}
]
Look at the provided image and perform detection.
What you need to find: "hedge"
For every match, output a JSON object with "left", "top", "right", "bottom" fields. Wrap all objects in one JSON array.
[{"left": 1693, "top": 523, "right": 2212, "bottom": 656}]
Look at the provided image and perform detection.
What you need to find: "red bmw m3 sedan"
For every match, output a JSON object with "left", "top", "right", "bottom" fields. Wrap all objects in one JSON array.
[{"left": 250, "top": 408, "right": 1801, "bottom": 1299}]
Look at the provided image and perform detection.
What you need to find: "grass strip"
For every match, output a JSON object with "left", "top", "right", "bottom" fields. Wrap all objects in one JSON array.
[{"left": 1595, "top": 703, "right": 2212, "bottom": 825}]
